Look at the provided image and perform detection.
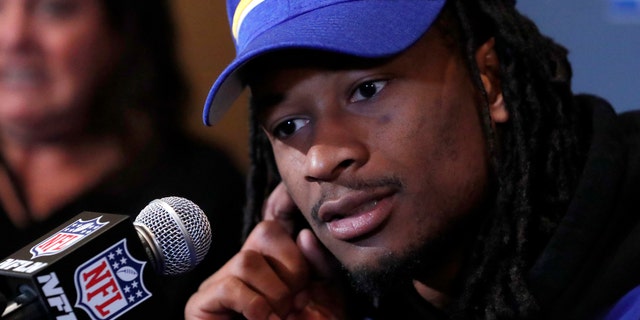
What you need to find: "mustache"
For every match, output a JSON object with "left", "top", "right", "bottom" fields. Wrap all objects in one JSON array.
[{"left": 310, "top": 176, "right": 404, "bottom": 221}]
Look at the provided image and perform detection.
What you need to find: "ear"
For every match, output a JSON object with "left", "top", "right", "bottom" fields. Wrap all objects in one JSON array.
[{"left": 475, "top": 37, "right": 508, "bottom": 124}]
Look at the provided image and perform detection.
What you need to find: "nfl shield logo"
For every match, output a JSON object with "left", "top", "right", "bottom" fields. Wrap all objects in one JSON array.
[
  {"left": 74, "top": 239, "right": 152, "bottom": 320},
  {"left": 30, "top": 217, "right": 108, "bottom": 259}
]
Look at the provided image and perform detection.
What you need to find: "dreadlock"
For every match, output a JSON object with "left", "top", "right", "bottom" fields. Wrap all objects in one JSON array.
[
  {"left": 242, "top": 0, "right": 590, "bottom": 318},
  {"left": 242, "top": 102, "right": 280, "bottom": 238},
  {"left": 448, "top": 0, "right": 589, "bottom": 318}
]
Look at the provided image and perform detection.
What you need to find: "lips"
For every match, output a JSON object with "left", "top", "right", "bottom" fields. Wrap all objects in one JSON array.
[
  {"left": 318, "top": 190, "right": 395, "bottom": 241},
  {"left": 0, "top": 62, "right": 46, "bottom": 89}
]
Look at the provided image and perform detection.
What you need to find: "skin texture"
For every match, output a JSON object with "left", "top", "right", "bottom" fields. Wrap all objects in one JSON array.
[
  {"left": 0, "top": 0, "right": 121, "bottom": 141},
  {"left": 186, "top": 26, "right": 507, "bottom": 320},
  {"left": 0, "top": 0, "right": 125, "bottom": 223}
]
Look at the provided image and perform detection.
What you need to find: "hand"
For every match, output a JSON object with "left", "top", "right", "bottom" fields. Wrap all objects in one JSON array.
[
  {"left": 185, "top": 220, "right": 309, "bottom": 320},
  {"left": 263, "top": 183, "right": 339, "bottom": 280},
  {"left": 261, "top": 182, "right": 300, "bottom": 234},
  {"left": 185, "top": 183, "right": 344, "bottom": 320}
]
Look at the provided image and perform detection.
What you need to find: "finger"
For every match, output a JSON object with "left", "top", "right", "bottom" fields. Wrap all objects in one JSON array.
[
  {"left": 262, "top": 183, "right": 298, "bottom": 234},
  {"left": 263, "top": 183, "right": 296, "bottom": 220},
  {"left": 296, "top": 229, "right": 340, "bottom": 279},
  {"left": 185, "top": 275, "right": 274, "bottom": 320},
  {"left": 288, "top": 303, "right": 339, "bottom": 320},
  {"left": 285, "top": 290, "right": 341, "bottom": 320},
  {"left": 189, "top": 249, "right": 294, "bottom": 319},
  {"left": 244, "top": 221, "right": 311, "bottom": 291},
  {"left": 229, "top": 250, "right": 296, "bottom": 316}
]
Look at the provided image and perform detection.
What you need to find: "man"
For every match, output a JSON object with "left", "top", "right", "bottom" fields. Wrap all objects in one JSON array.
[{"left": 186, "top": 0, "right": 640, "bottom": 319}]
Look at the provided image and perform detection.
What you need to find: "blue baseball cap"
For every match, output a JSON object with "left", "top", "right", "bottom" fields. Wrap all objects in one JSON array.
[{"left": 203, "top": 0, "right": 447, "bottom": 125}]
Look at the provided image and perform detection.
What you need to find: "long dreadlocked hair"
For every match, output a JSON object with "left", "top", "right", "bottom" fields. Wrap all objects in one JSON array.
[
  {"left": 241, "top": 0, "right": 591, "bottom": 318},
  {"left": 445, "top": 0, "right": 591, "bottom": 318}
]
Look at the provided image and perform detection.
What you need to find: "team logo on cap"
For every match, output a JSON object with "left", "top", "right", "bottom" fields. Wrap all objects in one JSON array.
[
  {"left": 30, "top": 217, "right": 108, "bottom": 259},
  {"left": 74, "top": 239, "right": 151, "bottom": 320},
  {"left": 232, "top": 0, "right": 266, "bottom": 40}
]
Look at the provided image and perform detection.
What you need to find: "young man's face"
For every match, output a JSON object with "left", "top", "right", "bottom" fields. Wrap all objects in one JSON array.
[{"left": 252, "top": 27, "right": 494, "bottom": 293}]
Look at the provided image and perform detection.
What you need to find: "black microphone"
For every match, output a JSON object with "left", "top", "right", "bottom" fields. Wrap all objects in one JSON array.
[{"left": 0, "top": 196, "right": 211, "bottom": 320}]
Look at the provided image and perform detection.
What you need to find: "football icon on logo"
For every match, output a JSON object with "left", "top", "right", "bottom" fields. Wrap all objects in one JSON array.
[
  {"left": 75, "top": 239, "right": 152, "bottom": 319},
  {"left": 116, "top": 266, "right": 138, "bottom": 282}
]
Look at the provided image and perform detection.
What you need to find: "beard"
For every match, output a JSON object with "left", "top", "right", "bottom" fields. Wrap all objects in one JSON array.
[
  {"left": 344, "top": 209, "right": 482, "bottom": 299},
  {"left": 345, "top": 236, "right": 444, "bottom": 298}
]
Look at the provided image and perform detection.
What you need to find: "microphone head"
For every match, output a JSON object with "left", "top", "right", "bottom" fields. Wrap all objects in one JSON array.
[{"left": 133, "top": 197, "right": 212, "bottom": 276}]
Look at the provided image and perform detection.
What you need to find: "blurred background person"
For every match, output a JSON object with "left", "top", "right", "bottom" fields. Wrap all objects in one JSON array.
[{"left": 0, "top": 0, "right": 245, "bottom": 317}]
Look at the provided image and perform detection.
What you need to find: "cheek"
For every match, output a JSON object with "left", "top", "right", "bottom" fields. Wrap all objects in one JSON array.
[
  {"left": 375, "top": 84, "right": 489, "bottom": 211},
  {"left": 388, "top": 75, "right": 484, "bottom": 169},
  {"left": 47, "top": 26, "right": 117, "bottom": 92}
]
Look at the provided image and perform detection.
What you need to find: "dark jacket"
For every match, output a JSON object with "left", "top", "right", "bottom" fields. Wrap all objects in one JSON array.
[
  {"left": 0, "top": 134, "right": 245, "bottom": 319},
  {"left": 530, "top": 97, "right": 640, "bottom": 319},
  {"left": 368, "top": 95, "right": 640, "bottom": 319}
]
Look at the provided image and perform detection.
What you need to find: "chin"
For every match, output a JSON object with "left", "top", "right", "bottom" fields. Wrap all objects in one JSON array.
[
  {"left": 345, "top": 256, "right": 415, "bottom": 299},
  {"left": 343, "top": 242, "right": 430, "bottom": 298},
  {"left": 342, "top": 227, "right": 460, "bottom": 298}
]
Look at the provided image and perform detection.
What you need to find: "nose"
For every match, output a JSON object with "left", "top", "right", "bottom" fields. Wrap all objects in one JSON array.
[
  {"left": 304, "top": 117, "right": 369, "bottom": 183},
  {"left": 0, "top": 5, "right": 32, "bottom": 51}
]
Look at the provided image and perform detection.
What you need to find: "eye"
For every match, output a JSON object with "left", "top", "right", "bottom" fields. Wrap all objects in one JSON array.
[
  {"left": 36, "top": 0, "right": 79, "bottom": 19},
  {"left": 350, "top": 79, "right": 387, "bottom": 103},
  {"left": 272, "top": 118, "right": 310, "bottom": 139}
]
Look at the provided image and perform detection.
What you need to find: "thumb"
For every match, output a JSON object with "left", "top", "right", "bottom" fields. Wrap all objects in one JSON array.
[{"left": 296, "top": 229, "right": 339, "bottom": 279}]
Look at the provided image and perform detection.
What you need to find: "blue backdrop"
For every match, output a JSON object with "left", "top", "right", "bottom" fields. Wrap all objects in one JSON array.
[{"left": 517, "top": 0, "right": 640, "bottom": 112}]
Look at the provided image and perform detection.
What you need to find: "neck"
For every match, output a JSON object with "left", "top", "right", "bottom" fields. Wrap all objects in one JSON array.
[
  {"left": 0, "top": 112, "right": 153, "bottom": 226},
  {"left": 413, "top": 280, "right": 452, "bottom": 309},
  {"left": 411, "top": 254, "right": 460, "bottom": 310},
  {"left": 410, "top": 219, "right": 480, "bottom": 310},
  {"left": 0, "top": 134, "right": 125, "bottom": 226}
]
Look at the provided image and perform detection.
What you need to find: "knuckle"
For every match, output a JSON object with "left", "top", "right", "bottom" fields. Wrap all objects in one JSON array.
[
  {"left": 269, "top": 284, "right": 293, "bottom": 306},
  {"left": 233, "top": 250, "right": 264, "bottom": 272},
  {"left": 266, "top": 290, "right": 295, "bottom": 319},
  {"left": 215, "top": 276, "right": 242, "bottom": 297},
  {"left": 244, "top": 295, "right": 272, "bottom": 320},
  {"left": 252, "top": 220, "right": 280, "bottom": 238}
]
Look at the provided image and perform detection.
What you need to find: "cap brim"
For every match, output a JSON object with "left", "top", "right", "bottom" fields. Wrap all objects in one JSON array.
[{"left": 204, "top": 0, "right": 446, "bottom": 125}]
